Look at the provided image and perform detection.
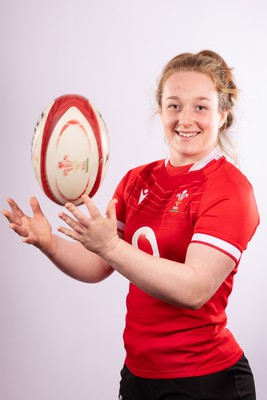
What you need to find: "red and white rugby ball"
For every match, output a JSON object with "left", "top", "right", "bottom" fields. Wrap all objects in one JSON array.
[{"left": 31, "top": 94, "right": 109, "bottom": 205}]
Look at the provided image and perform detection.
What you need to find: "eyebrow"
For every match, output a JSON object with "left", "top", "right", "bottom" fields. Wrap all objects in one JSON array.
[{"left": 166, "top": 96, "right": 212, "bottom": 102}]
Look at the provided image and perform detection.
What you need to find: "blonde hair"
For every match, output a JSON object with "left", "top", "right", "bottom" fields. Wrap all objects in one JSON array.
[{"left": 156, "top": 50, "right": 238, "bottom": 163}]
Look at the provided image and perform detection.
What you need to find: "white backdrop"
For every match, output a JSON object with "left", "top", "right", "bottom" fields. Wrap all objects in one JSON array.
[{"left": 1, "top": 1, "right": 266, "bottom": 399}]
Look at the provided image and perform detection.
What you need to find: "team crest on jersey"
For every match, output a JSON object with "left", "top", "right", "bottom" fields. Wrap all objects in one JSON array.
[{"left": 170, "top": 189, "right": 189, "bottom": 214}]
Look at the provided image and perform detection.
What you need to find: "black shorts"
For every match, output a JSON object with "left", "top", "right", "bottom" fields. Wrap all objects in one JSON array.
[{"left": 118, "top": 354, "right": 256, "bottom": 400}]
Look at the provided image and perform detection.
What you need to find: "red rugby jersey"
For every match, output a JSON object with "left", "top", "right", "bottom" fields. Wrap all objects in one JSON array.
[{"left": 114, "top": 151, "right": 259, "bottom": 379}]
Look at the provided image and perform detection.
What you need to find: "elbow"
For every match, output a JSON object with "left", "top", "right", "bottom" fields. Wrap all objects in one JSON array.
[
  {"left": 188, "top": 300, "right": 205, "bottom": 311},
  {"left": 168, "top": 298, "right": 204, "bottom": 310},
  {"left": 179, "top": 279, "right": 214, "bottom": 310},
  {"left": 180, "top": 300, "right": 207, "bottom": 311},
  {"left": 189, "top": 289, "right": 209, "bottom": 309},
  {"left": 173, "top": 291, "right": 209, "bottom": 310},
  {"left": 84, "top": 265, "right": 114, "bottom": 283},
  {"left": 187, "top": 289, "right": 211, "bottom": 310}
]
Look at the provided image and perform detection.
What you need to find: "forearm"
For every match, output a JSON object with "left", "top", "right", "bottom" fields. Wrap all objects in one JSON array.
[
  {"left": 100, "top": 238, "right": 198, "bottom": 308},
  {"left": 42, "top": 234, "right": 114, "bottom": 283},
  {"left": 100, "top": 239, "right": 234, "bottom": 309}
]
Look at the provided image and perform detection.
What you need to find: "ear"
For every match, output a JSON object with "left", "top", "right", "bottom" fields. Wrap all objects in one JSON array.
[{"left": 219, "top": 109, "right": 229, "bottom": 128}]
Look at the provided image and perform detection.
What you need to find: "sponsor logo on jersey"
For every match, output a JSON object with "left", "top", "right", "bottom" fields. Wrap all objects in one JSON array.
[
  {"left": 138, "top": 188, "right": 149, "bottom": 205},
  {"left": 170, "top": 189, "right": 189, "bottom": 213}
]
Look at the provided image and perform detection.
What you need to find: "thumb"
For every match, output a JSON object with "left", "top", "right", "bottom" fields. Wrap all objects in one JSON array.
[{"left": 106, "top": 198, "right": 118, "bottom": 221}]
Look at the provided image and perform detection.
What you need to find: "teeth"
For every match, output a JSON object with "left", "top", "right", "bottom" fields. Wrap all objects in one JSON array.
[{"left": 177, "top": 131, "right": 199, "bottom": 138}]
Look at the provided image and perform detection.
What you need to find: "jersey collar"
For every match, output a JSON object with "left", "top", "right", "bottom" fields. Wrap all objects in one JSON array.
[{"left": 165, "top": 148, "right": 223, "bottom": 173}]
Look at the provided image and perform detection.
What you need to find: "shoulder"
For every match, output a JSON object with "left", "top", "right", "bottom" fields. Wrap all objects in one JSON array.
[
  {"left": 114, "top": 159, "right": 164, "bottom": 201},
  {"left": 204, "top": 157, "right": 254, "bottom": 198},
  {"left": 201, "top": 157, "right": 258, "bottom": 218},
  {"left": 120, "top": 159, "right": 164, "bottom": 185},
  {"left": 196, "top": 157, "right": 259, "bottom": 247}
]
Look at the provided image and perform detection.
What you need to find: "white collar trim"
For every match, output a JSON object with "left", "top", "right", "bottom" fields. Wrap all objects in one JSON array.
[{"left": 165, "top": 148, "right": 223, "bottom": 172}]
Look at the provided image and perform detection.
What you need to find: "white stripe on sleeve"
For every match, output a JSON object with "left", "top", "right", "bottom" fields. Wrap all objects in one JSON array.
[{"left": 191, "top": 233, "right": 241, "bottom": 262}]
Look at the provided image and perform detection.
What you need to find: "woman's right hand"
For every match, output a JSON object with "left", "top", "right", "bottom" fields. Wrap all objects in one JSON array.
[{"left": 2, "top": 197, "right": 53, "bottom": 253}]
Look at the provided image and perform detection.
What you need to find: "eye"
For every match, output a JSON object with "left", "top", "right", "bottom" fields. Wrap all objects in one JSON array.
[
  {"left": 196, "top": 105, "right": 207, "bottom": 111},
  {"left": 167, "top": 103, "right": 181, "bottom": 110}
]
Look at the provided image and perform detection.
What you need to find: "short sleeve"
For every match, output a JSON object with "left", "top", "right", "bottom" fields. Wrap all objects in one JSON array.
[{"left": 191, "top": 168, "right": 259, "bottom": 264}]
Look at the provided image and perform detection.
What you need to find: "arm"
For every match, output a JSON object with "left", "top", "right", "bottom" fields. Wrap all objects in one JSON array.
[
  {"left": 101, "top": 239, "right": 234, "bottom": 309},
  {"left": 2, "top": 197, "right": 113, "bottom": 283},
  {"left": 43, "top": 235, "right": 113, "bottom": 283},
  {"left": 58, "top": 196, "right": 235, "bottom": 309}
]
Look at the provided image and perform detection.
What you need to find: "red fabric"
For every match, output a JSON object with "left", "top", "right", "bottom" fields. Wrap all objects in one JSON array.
[{"left": 114, "top": 156, "right": 259, "bottom": 378}]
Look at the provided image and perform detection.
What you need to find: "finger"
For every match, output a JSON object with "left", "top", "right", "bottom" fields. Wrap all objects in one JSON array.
[
  {"left": 64, "top": 202, "right": 91, "bottom": 228},
  {"left": 57, "top": 225, "right": 81, "bottom": 241},
  {"left": 29, "top": 196, "right": 44, "bottom": 217},
  {"left": 2, "top": 208, "right": 24, "bottom": 227},
  {"left": 22, "top": 237, "right": 34, "bottom": 245},
  {"left": 106, "top": 198, "right": 118, "bottom": 221},
  {"left": 81, "top": 195, "right": 101, "bottom": 220},
  {"left": 2, "top": 209, "right": 13, "bottom": 223},
  {"left": 7, "top": 198, "right": 24, "bottom": 219},
  {"left": 22, "top": 234, "right": 39, "bottom": 245},
  {"left": 9, "top": 222, "right": 29, "bottom": 238},
  {"left": 58, "top": 211, "right": 85, "bottom": 233}
]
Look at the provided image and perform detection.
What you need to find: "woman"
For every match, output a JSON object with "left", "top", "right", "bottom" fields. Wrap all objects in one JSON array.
[{"left": 3, "top": 50, "right": 259, "bottom": 399}]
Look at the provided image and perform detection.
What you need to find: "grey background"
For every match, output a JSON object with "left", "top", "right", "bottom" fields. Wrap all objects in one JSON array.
[{"left": 0, "top": 0, "right": 266, "bottom": 399}]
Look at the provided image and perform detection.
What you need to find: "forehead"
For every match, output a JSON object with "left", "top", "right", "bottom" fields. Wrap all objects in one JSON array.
[{"left": 163, "top": 71, "right": 217, "bottom": 99}]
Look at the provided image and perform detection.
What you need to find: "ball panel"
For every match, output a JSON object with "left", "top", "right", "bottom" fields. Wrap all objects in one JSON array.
[
  {"left": 89, "top": 102, "right": 110, "bottom": 189},
  {"left": 45, "top": 108, "right": 99, "bottom": 204},
  {"left": 31, "top": 94, "right": 109, "bottom": 205},
  {"left": 32, "top": 100, "right": 55, "bottom": 192},
  {"left": 76, "top": 98, "right": 108, "bottom": 198}
]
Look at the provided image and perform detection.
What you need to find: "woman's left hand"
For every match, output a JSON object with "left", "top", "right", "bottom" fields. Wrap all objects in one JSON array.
[{"left": 57, "top": 195, "right": 120, "bottom": 257}]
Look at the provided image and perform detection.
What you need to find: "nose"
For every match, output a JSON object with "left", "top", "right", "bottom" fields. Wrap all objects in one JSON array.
[{"left": 178, "top": 107, "right": 193, "bottom": 126}]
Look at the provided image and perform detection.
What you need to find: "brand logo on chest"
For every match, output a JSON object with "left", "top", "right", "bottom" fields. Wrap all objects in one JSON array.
[{"left": 138, "top": 188, "right": 149, "bottom": 205}]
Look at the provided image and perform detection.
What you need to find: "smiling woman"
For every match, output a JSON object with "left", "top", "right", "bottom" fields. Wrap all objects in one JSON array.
[{"left": 2, "top": 50, "right": 259, "bottom": 400}]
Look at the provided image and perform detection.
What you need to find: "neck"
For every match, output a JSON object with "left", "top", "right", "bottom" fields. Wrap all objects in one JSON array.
[{"left": 166, "top": 148, "right": 222, "bottom": 171}]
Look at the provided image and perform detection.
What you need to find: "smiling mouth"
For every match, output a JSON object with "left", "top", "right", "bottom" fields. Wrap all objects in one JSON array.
[{"left": 175, "top": 131, "right": 200, "bottom": 138}]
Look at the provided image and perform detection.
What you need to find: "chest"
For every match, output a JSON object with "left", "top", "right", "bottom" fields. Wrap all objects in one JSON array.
[{"left": 123, "top": 171, "right": 207, "bottom": 261}]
